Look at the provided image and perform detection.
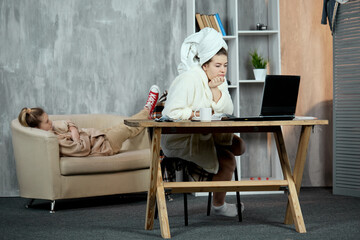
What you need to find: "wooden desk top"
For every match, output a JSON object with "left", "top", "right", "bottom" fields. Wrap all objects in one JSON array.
[
  {"left": 124, "top": 118, "right": 329, "bottom": 128},
  {"left": 124, "top": 118, "right": 328, "bottom": 134}
]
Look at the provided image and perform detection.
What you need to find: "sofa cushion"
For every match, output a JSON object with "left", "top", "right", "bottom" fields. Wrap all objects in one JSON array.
[{"left": 60, "top": 149, "right": 151, "bottom": 176}]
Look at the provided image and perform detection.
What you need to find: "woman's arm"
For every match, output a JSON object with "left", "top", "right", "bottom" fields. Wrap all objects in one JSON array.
[
  {"left": 162, "top": 74, "right": 197, "bottom": 120},
  {"left": 208, "top": 76, "right": 225, "bottom": 103},
  {"left": 69, "top": 126, "right": 80, "bottom": 142},
  {"left": 211, "top": 78, "right": 233, "bottom": 114}
]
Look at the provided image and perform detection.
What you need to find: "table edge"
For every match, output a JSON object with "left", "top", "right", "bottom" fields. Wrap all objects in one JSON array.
[{"left": 124, "top": 119, "right": 329, "bottom": 128}]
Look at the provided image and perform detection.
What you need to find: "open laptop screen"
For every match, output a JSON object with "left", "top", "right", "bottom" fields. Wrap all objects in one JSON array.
[{"left": 260, "top": 75, "right": 300, "bottom": 116}]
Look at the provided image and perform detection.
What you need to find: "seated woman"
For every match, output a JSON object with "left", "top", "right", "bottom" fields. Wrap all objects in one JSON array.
[
  {"left": 161, "top": 28, "right": 246, "bottom": 217},
  {"left": 18, "top": 85, "right": 160, "bottom": 157}
]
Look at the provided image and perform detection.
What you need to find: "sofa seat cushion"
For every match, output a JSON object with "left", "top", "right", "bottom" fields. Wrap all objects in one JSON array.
[{"left": 60, "top": 149, "right": 151, "bottom": 176}]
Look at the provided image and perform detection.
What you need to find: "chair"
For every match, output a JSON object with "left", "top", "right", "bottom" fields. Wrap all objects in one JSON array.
[
  {"left": 151, "top": 100, "right": 243, "bottom": 224},
  {"left": 156, "top": 156, "right": 242, "bottom": 226},
  {"left": 11, "top": 114, "right": 151, "bottom": 213}
]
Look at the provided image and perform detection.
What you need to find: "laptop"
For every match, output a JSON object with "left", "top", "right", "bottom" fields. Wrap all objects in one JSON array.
[{"left": 223, "top": 75, "right": 300, "bottom": 121}]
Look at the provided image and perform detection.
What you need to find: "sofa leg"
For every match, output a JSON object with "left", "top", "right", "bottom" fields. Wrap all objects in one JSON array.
[
  {"left": 25, "top": 199, "right": 35, "bottom": 209},
  {"left": 50, "top": 200, "right": 56, "bottom": 213}
]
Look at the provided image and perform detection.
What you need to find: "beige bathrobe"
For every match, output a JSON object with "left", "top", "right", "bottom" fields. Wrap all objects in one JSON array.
[
  {"left": 52, "top": 120, "right": 114, "bottom": 157},
  {"left": 161, "top": 65, "right": 234, "bottom": 174},
  {"left": 51, "top": 109, "right": 148, "bottom": 157}
]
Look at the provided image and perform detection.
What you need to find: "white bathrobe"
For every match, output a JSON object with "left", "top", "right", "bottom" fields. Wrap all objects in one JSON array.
[{"left": 161, "top": 65, "right": 233, "bottom": 174}]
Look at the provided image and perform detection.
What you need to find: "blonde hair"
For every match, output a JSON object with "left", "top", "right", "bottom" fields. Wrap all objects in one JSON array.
[{"left": 18, "top": 107, "right": 45, "bottom": 128}]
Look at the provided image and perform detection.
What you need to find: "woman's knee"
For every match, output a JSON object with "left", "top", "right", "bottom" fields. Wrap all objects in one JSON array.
[
  {"left": 232, "top": 135, "right": 246, "bottom": 156},
  {"left": 217, "top": 149, "right": 236, "bottom": 172}
]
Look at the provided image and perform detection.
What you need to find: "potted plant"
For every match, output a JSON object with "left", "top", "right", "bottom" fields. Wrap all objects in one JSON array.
[{"left": 249, "top": 49, "right": 268, "bottom": 81}]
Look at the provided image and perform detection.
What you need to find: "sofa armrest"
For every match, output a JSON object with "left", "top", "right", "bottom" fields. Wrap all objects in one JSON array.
[{"left": 11, "top": 119, "right": 62, "bottom": 200}]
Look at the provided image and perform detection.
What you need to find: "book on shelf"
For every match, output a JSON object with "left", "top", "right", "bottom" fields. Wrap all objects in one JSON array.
[
  {"left": 215, "top": 13, "right": 226, "bottom": 36},
  {"left": 200, "top": 14, "right": 208, "bottom": 27},
  {"left": 195, "top": 13, "right": 205, "bottom": 29},
  {"left": 209, "top": 15, "right": 221, "bottom": 33},
  {"left": 195, "top": 13, "right": 226, "bottom": 36},
  {"left": 204, "top": 15, "right": 212, "bottom": 28}
]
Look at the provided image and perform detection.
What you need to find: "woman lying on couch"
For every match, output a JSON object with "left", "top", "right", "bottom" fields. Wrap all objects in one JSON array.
[{"left": 17, "top": 85, "right": 160, "bottom": 157}]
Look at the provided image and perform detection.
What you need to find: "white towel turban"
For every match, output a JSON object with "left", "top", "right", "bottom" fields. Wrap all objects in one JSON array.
[{"left": 177, "top": 27, "right": 228, "bottom": 74}]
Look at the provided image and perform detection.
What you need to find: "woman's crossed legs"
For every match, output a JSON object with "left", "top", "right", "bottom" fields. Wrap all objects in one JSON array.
[{"left": 212, "top": 135, "right": 246, "bottom": 216}]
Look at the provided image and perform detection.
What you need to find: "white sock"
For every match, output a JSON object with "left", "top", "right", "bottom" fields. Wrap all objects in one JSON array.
[{"left": 212, "top": 202, "right": 244, "bottom": 217}]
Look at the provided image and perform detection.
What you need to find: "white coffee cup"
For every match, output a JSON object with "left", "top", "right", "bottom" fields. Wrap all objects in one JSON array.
[{"left": 199, "top": 108, "right": 212, "bottom": 122}]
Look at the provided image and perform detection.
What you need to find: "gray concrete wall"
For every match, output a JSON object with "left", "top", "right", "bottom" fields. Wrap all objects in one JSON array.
[
  {"left": 0, "top": 0, "right": 334, "bottom": 197},
  {"left": 0, "top": 0, "right": 187, "bottom": 196}
]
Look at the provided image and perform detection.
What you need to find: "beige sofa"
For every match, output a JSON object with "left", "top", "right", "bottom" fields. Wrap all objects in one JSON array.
[{"left": 11, "top": 114, "right": 151, "bottom": 212}]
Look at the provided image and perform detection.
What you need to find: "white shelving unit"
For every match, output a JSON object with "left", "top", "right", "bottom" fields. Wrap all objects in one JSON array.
[
  {"left": 187, "top": 0, "right": 283, "bottom": 186},
  {"left": 238, "top": 30, "right": 279, "bottom": 35}
]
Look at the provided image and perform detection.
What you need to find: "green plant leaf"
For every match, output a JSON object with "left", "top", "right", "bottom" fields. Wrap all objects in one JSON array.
[{"left": 249, "top": 49, "right": 268, "bottom": 69}]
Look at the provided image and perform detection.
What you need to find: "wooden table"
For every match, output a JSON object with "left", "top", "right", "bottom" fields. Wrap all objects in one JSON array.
[{"left": 124, "top": 118, "right": 328, "bottom": 239}]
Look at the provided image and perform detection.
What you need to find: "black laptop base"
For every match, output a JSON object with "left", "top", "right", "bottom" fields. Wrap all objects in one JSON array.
[{"left": 221, "top": 115, "right": 295, "bottom": 121}]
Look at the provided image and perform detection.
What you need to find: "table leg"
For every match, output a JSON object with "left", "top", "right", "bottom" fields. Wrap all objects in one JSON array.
[
  {"left": 274, "top": 128, "right": 306, "bottom": 233},
  {"left": 145, "top": 128, "right": 162, "bottom": 230},
  {"left": 156, "top": 161, "right": 171, "bottom": 238},
  {"left": 284, "top": 126, "right": 312, "bottom": 225}
]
